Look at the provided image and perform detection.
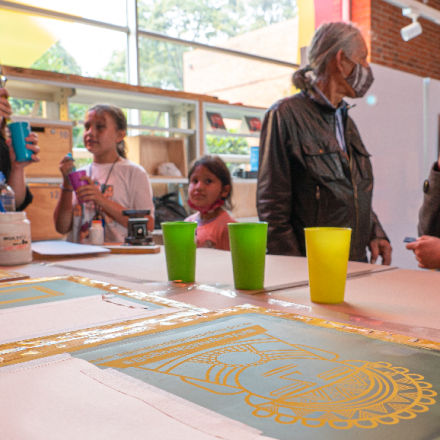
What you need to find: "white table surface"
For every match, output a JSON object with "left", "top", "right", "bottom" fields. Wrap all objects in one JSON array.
[{"left": 32, "top": 247, "right": 395, "bottom": 293}]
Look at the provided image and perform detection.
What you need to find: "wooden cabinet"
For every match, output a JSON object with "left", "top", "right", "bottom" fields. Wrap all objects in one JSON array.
[
  {"left": 25, "top": 123, "right": 72, "bottom": 178},
  {"left": 125, "top": 135, "right": 188, "bottom": 178},
  {"left": 231, "top": 180, "right": 258, "bottom": 219},
  {"left": 25, "top": 184, "right": 66, "bottom": 241},
  {"left": 20, "top": 120, "right": 73, "bottom": 241}
]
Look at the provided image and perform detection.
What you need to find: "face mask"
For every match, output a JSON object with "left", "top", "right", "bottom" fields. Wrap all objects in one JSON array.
[{"left": 344, "top": 61, "right": 374, "bottom": 98}]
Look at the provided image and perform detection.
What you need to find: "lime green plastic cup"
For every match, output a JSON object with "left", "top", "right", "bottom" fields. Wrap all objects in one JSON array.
[
  {"left": 305, "top": 227, "right": 352, "bottom": 304},
  {"left": 161, "top": 221, "right": 197, "bottom": 283},
  {"left": 228, "top": 222, "right": 268, "bottom": 290}
]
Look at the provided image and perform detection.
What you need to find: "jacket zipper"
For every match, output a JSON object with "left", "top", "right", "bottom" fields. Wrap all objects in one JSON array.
[
  {"left": 315, "top": 185, "right": 321, "bottom": 225},
  {"left": 348, "top": 150, "right": 359, "bottom": 253}
]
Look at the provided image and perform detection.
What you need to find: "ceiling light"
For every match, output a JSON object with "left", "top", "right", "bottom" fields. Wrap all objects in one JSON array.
[{"left": 401, "top": 7, "right": 423, "bottom": 41}]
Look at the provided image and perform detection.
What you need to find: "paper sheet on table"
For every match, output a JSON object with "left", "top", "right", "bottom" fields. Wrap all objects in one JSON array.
[
  {"left": 0, "top": 295, "right": 180, "bottom": 345},
  {"left": 0, "top": 354, "right": 274, "bottom": 440},
  {"left": 32, "top": 240, "right": 110, "bottom": 256},
  {"left": 53, "top": 248, "right": 395, "bottom": 293}
]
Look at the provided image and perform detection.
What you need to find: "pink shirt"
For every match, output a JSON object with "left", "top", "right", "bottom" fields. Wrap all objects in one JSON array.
[{"left": 185, "top": 210, "right": 237, "bottom": 251}]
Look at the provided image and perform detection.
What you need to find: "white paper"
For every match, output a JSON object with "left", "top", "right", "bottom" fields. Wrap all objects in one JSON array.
[
  {"left": 0, "top": 295, "right": 179, "bottom": 345},
  {"left": 32, "top": 240, "right": 110, "bottom": 256},
  {"left": 0, "top": 354, "right": 274, "bottom": 440}
]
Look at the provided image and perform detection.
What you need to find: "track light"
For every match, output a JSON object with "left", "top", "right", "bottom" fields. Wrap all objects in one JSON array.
[
  {"left": 401, "top": 7, "right": 423, "bottom": 41},
  {"left": 401, "top": 20, "right": 422, "bottom": 40}
]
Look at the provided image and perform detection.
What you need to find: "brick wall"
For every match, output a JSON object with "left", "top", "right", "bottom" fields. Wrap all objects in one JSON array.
[{"left": 352, "top": 0, "right": 440, "bottom": 80}]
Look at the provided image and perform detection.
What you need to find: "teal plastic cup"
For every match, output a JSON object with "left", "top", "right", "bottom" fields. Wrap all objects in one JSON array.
[
  {"left": 161, "top": 221, "right": 197, "bottom": 283},
  {"left": 228, "top": 222, "right": 268, "bottom": 290},
  {"left": 9, "top": 122, "right": 33, "bottom": 162}
]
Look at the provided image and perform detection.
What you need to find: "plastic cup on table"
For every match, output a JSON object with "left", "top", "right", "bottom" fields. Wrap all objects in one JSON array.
[
  {"left": 305, "top": 227, "right": 352, "bottom": 304},
  {"left": 228, "top": 222, "right": 268, "bottom": 290},
  {"left": 9, "top": 121, "right": 33, "bottom": 162},
  {"left": 161, "top": 221, "right": 197, "bottom": 283}
]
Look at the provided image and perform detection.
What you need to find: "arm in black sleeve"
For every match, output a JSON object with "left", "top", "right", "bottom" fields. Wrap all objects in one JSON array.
[
  {"left": 257, "top": 108, "right": 301, "bottom": 256},
  {"left": 16, "top": 186, "right": 33, "bottom": 211},
  {"left": 370, "top": 210, "right": 389, "bottom": 242},
  {"left": 418, "top": 163, "right": 440, "bottom": 237}
]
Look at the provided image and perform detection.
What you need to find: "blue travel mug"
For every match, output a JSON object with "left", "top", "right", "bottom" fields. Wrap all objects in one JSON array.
[{"left": 9, "top": 122, "right": 33, "bottom": 162}]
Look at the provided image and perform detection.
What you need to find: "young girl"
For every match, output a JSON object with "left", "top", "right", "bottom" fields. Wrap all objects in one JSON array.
[
  {"left": 185, "top": 155, "right": 237, "bottom": 250},
  {"left": 54, "top": 104, "right": 154, "bottom": 244}
]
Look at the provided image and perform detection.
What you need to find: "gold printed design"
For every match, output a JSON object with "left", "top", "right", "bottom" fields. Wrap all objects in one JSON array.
[
  {"left": 99, "top": 325, "right": 436, "bottom": 430},
  {"left": 0, "top": 286, "right": 64, "bottom": 305}
]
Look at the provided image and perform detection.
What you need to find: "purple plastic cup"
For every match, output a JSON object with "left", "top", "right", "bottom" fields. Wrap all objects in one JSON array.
[{"left": 68, "top": 170, "right": 88, "bottom": 202}]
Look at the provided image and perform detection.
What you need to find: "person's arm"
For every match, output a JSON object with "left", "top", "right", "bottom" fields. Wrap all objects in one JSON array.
[
  {"left": 368, "top": 211, "right": 392, "bottom": 265},
  {"left": 406, "top": 235, "right": 440, "bottom": 269},
  {"left": 418, "top": 162, "right": 440, "bottom": 237},
  {"left": 257, "top": 108, "right": 301, "bottom": 256},
  {"left": 54, "top": 156, "right": 75, "bottom": 234},
  {"left": 6, "top": 135, "right": 39, "bottom": 209},
  {"left": 0, "top": 87, "right": 40, "bottom": 210}
]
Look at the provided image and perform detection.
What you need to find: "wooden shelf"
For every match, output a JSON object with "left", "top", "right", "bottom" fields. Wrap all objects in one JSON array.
[
  {"left": 206, "top": 131, "right": 260, "bottom": 138},
  {"left": 4, "top": 65, "right": 229, "bottom": 105}
]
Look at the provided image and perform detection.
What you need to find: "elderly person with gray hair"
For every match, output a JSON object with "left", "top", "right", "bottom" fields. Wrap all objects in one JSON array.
[{"left": 257, "top": 22, "right": 392, "bottom": 264}]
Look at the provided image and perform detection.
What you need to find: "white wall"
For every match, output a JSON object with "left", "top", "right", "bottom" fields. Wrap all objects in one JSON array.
[{"left": 347, "top": 64, "right": 440, "bottom": 269}]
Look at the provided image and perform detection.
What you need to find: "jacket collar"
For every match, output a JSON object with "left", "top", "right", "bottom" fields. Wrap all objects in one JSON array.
[{"left": 308, "top": 85, "right": 348, "bottom": 112}]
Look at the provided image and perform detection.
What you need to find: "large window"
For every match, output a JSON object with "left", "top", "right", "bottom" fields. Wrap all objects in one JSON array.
[
  {"left": 7, "top": 0, "right": 127, "bottom": 25},
  {"left": 137, "top": 0, "right": 297, "bottom": 55},
  {"left": 1, "top": 0, "right": 297, "bottom": 104}
]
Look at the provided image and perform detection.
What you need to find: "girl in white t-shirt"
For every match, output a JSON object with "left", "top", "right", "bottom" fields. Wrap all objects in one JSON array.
[{"left": 54, "top": 104, "right": 154, "bottom": 244}]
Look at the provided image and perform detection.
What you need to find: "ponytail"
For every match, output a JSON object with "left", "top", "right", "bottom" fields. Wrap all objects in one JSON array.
[{"left": 292, "top": 66, "right": 316, "bottom": 92}]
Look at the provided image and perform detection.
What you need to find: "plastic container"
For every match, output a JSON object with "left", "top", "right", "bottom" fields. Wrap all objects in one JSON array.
[
  {"left": 0, "top": 212, "right": 32, "bottom": 265},
  {"left": 89, "top": 220, "right": 104, "bottom": 245},
  {"left": 0, "top": 171, "right": 16, "bottom": 212}
]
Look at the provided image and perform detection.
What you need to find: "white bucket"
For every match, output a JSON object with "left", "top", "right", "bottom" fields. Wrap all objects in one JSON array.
[{"left": 0, "top": 212, "right": 32, "bottom": 266}]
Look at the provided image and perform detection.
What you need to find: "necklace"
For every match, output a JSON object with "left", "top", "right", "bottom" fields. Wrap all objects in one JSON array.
[
  {"left": 89, "top": 156, "right": 119, "bottom": 193},
  {"left": 89, "top": 156, "right": 120, "bottom": 221}
]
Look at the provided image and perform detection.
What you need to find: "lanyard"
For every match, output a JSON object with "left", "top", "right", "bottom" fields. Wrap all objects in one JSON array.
[
  {"left": 88, "top": 156, "right": 119, "bottom": 222},
  {"left": 89, "top": 156, "right": 119, "bottom": 193}
]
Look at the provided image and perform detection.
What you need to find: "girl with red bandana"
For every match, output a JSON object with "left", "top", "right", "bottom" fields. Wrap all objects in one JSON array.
[{"left": 185, "top": 156, "right": 237, "bottom": 250}]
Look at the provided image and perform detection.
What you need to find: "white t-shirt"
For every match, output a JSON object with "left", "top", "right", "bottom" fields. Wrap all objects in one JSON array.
[{"left": 67, "top": 158, "right": 154, "bottom": 244}]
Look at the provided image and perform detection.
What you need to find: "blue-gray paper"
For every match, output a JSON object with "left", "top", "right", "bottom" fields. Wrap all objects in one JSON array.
[
  {"left": 74, "top": 312, "right": 440, "bottom": 440},
  {"left": 0, "top": 279, "right": 163, "bottom": 310}
]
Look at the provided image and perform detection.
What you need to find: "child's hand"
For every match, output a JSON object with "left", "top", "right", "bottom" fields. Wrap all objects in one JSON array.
[
  {"left": 59, "top": 155, "right": 75, "bottom": 178},
  {"left": 76, "top": 177, "right": 106, "bottom": 205}
]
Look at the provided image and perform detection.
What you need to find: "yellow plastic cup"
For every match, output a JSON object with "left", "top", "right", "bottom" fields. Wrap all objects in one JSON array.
[{"left": 305, "top": 227, "right": 352, "bottom": 304}]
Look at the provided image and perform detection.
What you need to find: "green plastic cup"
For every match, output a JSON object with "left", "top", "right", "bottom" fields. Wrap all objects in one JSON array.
[
  {"left": 305, "top": 227, "right": 352, "bottom": 304},
  {"left": 228, "top": 222, "right": 268, "bottom": 290},
  {"left": 161, "top": 221, "right": 197, "bottom": 283}
]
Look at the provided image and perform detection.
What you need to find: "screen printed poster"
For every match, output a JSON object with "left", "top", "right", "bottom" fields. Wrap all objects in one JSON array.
[
  {"left": 74, "top": 311, "right": 440, "bottom": 440},
  {"left": 244, "top": 116, "right": 262, "bottom": 132},
  {"left": 0, "top": 276, "right": 174, "bottom": 311},
  {"left": 206, "top": 112, "right": 226, "bottom": 130}
]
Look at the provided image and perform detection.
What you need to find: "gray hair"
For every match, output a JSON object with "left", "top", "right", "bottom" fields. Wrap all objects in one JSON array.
[{"left": 293, "top": 22, "right": 362, "bottom": 91}]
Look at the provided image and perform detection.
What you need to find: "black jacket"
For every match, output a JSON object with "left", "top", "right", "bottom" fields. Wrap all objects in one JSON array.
[
  {"left": 257, "top": 90, "right": 388, "bottom": 262},
  {"left": 0, "top": 134, "right": 33, "bottom": 211},
  {"left": 418, "top": 163, "right": 440, "bottom": 237}
]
